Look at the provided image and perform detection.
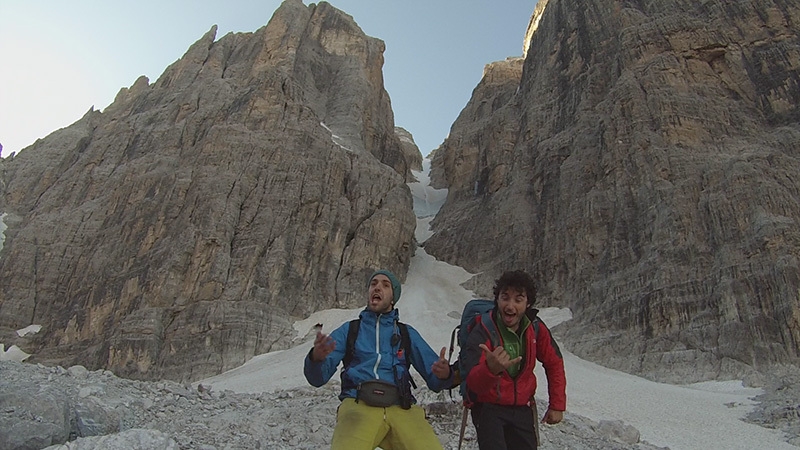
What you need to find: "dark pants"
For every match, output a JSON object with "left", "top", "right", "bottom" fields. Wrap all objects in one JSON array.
[{"left": 471, "top": 403, "right": 537, "bottom": 450}]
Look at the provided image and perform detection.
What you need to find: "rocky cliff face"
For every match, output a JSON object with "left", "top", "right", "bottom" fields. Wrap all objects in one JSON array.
[
  {"left": 0, "top": 0, "right": 418, "bottom": 382},
  {"left": 428, "top": 0, "right": 800, "bottom": 382},
  {"left": 395, "top": 127, "right": 424, "bottom": 173}
]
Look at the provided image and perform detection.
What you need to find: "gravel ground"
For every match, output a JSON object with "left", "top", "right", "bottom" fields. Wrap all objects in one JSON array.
[
  {"left": 744, "top": 367, "right": 800, "bottom": 447},
  {"left": 0, "top": 360, "right": 678, "bottom": 450}
]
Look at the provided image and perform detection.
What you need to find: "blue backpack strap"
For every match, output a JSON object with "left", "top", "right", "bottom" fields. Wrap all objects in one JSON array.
[
  {"left": 457, "top": 311, "right": 501, "bottom": 397},
  {"left": 479, "top": 311, "right": 501, "bottom": 348},
  {"left": 457, "top": 299, "right": 495, "bottom": 347}
]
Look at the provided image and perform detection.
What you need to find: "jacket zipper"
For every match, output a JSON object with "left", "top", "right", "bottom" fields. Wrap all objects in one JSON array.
[
  {"left": 495, "top": 328, "right": 504, "bottom": 403},
  {"left": 372, "top": 314, "right": 381, "bottom": 378},
  {"left": 515, "top": 325, "right": 528, "bottom": 405},
  {"left": 493, "top": 320, "right": 529, "bottom": 405}
]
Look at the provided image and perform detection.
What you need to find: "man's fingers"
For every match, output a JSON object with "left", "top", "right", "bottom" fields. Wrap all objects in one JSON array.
[
  {"left": 315, "top": 331, "right": 328, "bottom": 342},
  {"left": 314, "top": 333, "right": 335, "bottom": 352},
  {"left": 439, "top": 347, "right": 447, "bottom": 360},
  {"left": 479, "top": 344, "right": 490, "bottom": 353},
  {"left": 511, "top": 356, "right": 522, "bottom": 364}
]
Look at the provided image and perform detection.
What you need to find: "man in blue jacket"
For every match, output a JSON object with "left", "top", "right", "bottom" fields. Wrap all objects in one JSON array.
[{"left": 304, "top": 269, "right": 453, "bottom": 449}]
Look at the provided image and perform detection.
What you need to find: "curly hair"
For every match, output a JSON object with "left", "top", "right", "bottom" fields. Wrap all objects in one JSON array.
[{"left": 492, "top": 270, "right": 536, "bottom": 306}]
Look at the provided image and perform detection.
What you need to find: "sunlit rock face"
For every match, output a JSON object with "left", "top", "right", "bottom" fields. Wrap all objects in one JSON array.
[
  {"left": 0, "top": 0, "right": 417, "bottom": 382},
  {"left": 428, "top": 0, "right": 800, "bottom": 382},
  {"left": 395, "top": 127, "right": 424, "bottom": 174}
]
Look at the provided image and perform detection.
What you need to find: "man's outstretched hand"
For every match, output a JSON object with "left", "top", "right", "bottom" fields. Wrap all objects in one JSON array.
[{"left": 311, "top": 331, "right": 335, "bottom": 362}]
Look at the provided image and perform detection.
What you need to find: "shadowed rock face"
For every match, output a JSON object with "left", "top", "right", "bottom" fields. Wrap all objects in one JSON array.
[
  {"left": 428, "top": 0, "right": 800, "bottom": 382},
  {"left": 0, "top": 0, "right": 417, "bottom": 382}
]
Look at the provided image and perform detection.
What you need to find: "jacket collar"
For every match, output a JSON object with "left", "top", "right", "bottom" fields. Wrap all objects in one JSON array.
[
  {"left": 359, "top": 306, "right": 399, "bottom": 325},
  {"left": 493, "top": 309, "right": 531, "bottom": 337}
]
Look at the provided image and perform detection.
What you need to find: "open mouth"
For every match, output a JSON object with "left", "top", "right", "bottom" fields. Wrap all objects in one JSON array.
[{"left": 502, "top": 311, "right": 517, "bottom": 325}]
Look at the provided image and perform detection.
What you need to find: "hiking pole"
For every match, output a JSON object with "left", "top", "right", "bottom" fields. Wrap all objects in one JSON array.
[
  {"left": 531, "top": 398, "right": 540, "bottom": 447},
  {"left": 458, "top": 404, "right": 468, "bottom": 450},
  {"left": 447, "top": 326, "right": 459, "bottom": 401}
]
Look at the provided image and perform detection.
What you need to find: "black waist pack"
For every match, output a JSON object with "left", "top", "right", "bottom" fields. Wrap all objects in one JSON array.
[{"left": 356, "top": 380, "right": 400, "bottom": 407}]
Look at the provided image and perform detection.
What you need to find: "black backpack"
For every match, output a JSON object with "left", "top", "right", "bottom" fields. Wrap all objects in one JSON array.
[
  {"left": 342, "top": 318, "right": 417, "bottom": 407},
  {"left": 447, "top": 299, "right": 500, "bottom": 396}
]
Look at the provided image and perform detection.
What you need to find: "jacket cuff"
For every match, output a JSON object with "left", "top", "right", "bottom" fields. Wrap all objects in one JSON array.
[{"left": 306, "top": 347, "right": 320, "bottom": 363}]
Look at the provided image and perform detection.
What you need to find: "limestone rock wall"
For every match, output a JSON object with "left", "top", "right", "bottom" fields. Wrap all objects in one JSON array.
[
  {"left": 395, "top": 127, "right": 423, "bottom": 174},
  {"left": 0, "top": 0, "right": 417, "bottom": 382},
  {"left": 428, "top": 0, "right": 800, "bottom": 382}
]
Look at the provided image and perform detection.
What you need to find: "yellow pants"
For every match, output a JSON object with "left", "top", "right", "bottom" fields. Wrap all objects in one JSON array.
[{"left": 330, "top": 398, "right": 444, "bottom": 450}]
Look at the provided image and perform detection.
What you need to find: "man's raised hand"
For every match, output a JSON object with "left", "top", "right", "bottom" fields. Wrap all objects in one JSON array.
[
  {"left": 311, "top": 331, "right": 335, "bottom": 362},
  {"left": 479, "top": 343, "right": 522, "bottom": 375},
  {"left": 431, "top": 347, "right": 451, "bottom": 379}
]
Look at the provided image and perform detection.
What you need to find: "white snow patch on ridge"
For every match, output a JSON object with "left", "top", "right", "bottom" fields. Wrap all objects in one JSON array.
[
  {"left": 320, "top": 122, "right": 355, "bottom": 153},
  {"left": 0, "top": 213, "right": 7, "bottom": 252}
]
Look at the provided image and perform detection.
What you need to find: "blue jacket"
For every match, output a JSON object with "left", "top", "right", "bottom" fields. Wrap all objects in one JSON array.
[{"left": 304, "top": 308, "right": 453, "bottom": 402}]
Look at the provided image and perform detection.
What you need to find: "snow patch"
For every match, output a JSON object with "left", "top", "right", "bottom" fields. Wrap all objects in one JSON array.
[
  {"left": 0, "top": 213, "right": 7, "bottom": 252},
  {"left": 320, "top": 122, "right": 355, "bottom": 153},
  {"left": 408, "top": 159, "right": 448, "bottom": 234},
  {"left": 17, "top": 324, "right": 42, "bottom": 337},
  {"left": 0, "top": 344, "right": 31, "bottom": 362},
  {"left": 292, "top": 307, "right": 362, "bottom": 341},
  {"left": 0, "top": 324, "right": 40, "bottom": 363}
]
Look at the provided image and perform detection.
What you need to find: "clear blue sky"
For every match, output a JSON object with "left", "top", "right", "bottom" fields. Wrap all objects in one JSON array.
[{"left": 0, "top": 1, "right": 537, "bottom": 158}]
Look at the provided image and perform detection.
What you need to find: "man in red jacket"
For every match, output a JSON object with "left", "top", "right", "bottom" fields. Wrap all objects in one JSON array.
[{"left": 462, "top": 270, "right": 566, "bottom": 449}]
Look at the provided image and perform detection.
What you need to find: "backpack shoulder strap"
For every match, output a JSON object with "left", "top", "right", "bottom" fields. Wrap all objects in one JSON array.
[
  {"left": 343, "top": 319, "right": 414, "bottom": 367},
  {"left": 397, "top": 322, "right": 411, "bottom": 367},
  {"left": 479, "top": 311, "right": 501, "bottom": 348},
  {"left": 342, "top": 319, "right": 360, "bottom": 368},
  {"left": 458, "top": 312, "right": 501, "bottom": 399},
  {"left": 528, "top": 312, "right": 563, "bottom": 358},
  {"left": 344, "top": 319, "right": 418, "bottom": 389},
  {"left": 396, "top": 321, "right": 417, "bottom": 389},
  {"left": 527, "top": 307, "right": 541, "bottom": 335}
]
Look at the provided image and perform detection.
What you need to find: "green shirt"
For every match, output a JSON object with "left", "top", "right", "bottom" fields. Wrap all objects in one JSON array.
[{"left": 495, "top": 313, "right": 530, "bottom": 378}]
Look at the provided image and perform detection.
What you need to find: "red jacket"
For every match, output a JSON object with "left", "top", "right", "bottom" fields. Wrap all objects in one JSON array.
[{"left": 463, "top": 311, "right": 566, "bottom": 411}]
